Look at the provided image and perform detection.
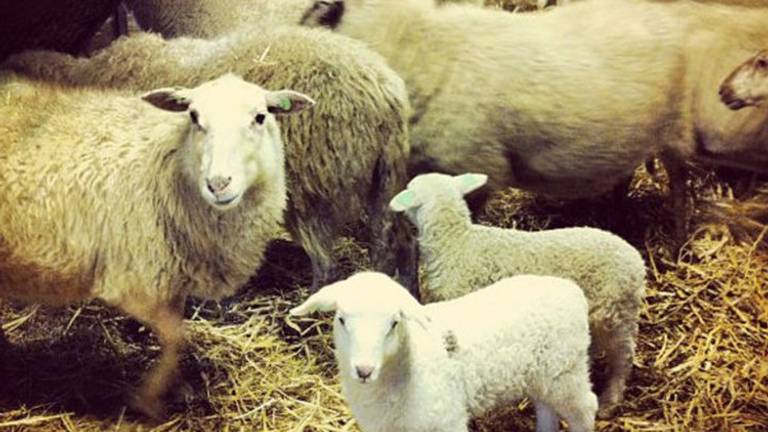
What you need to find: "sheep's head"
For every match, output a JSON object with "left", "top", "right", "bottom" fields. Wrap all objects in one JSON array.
[
  {"left": 388, "top": 172, "right": 487, "bottom": 224},
  {"left": 290, "top": 272, "right": 430, "bottom": 384},
  {"left": 142, "top": 74, "right": 314, "bottom": 210},
  {"left": 720, "top": 49, "right": 768, "bottom": 111}
]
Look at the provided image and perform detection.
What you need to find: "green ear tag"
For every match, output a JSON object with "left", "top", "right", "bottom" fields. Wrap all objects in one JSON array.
[
  {"left": 397, "top": 190, "right": 415, "bottom": 207},
  {"left": 280, "top": 98, "right": 292, "bottom": 111}
]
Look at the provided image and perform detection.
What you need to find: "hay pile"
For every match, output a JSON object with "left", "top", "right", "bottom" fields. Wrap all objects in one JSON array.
[{"left": 0, "top": 163, "right": 765, "bottom": 432}]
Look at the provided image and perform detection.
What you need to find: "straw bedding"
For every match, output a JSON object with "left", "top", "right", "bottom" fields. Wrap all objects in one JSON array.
[
  {"left": 1, "top": 1, "right": 766, "bottom": 431},
  {"left": 0, "top": 161, "right": 765, "bottom": 432}
]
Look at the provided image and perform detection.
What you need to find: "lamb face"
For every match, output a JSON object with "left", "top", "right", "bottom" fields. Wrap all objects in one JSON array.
[
  {"left": 389, "top": 172, "right": 487, "bottom": 225},
  {"left": 290, "top": 272, "right": 429, "bottom": 383},
  {"left": 143, "top": 74, "right": 314, "bottom": 210}
]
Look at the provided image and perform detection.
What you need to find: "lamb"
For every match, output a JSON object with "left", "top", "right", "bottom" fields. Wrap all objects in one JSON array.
[
  {"left": 290, "top": 271, "right": 598, "bottom": 432},
  {"left": 389, "top": 172, "right": 646, "bottom": 416},
  {"left": 301, "top": 0, "right": 768, "bottom": 239},
  {"left": 0, "top": 72, "right": 313, "bottom": 416},
  {"left": 720, "top": 49, "right": 768, "bottom": 110},
  {"left": 3, "top": 26, "right": 417, "bottom": 292}
]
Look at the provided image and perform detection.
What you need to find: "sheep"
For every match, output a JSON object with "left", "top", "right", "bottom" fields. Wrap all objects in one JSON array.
[
  {"left": 388, "top": 172, "right": 646, "bottom": 416},
  {"left": 0, "top": 72, "right": 313, "bottom": 416},
  {"left": 125, "top": 0, "right": 314, "bottom": 36},
  {"left": 720, "top": 49, "right": 768, "bottom": 111},
  {"left": 290, "top": 271, "right": 598, "bottom": 432},
  {"left": 0, "top": 0, "right": 123, "bottom": 61},
  {"left": 301, "top": 0, "right": 768, "bottom": 240},
  {"left": 3, "top": 26, "right": 418, "bottom": 292}
]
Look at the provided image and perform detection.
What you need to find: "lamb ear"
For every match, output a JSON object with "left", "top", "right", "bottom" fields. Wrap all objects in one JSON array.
[
  {"left": 290, "top": 279, "right": 350, "bottom": 316},
  {"left": 389, "top": 190, "right": 420, "bottom": 212},
  {"left": 453, "top": 173, "right": 488, "bottom": 196},
  {"left": 142, "top": 87, "right": 192, "bottom": 112},
  {"left": 399, "top": 302, "right": 431, "bottom": 331},
  {"left": 266, "top": 90, "right": 316, "bottom": 115}
]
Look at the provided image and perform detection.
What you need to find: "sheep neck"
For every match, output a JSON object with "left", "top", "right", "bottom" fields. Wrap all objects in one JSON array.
[
  {"left": 152, "top": 126, "right": 285, "bottom": 298},
  {"left": 415, "top": 198, "right": 472, "bottom": 258}
]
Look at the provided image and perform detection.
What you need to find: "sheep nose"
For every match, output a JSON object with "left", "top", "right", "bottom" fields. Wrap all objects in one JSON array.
[
  {"left": 355, "top": 365, "right": 375, "bottom": 380},
  {"left": 206, "top": 176, "right": 232, "bottom": 194}
]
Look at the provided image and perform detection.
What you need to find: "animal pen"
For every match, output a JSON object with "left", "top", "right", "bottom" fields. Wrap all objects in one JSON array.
[{"left": 0, "top": 0, "right": 766, "bottom": 431}]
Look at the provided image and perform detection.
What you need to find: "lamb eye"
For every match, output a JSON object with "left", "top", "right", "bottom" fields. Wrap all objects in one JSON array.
[
  {"left": 390, "top": 320, "right": 399, "bottom": 331},
  {"left": 190, "top": 109, "right": 200, "bottom": 125},
  {"left": 338, "top": 316, "right": 346, "bottom": 326},
  {"left": 757, "top": 58, "right": 768, "bottom": 69},
  {"left": 254, "top": 113, "right": 266, "bottom": 125}
]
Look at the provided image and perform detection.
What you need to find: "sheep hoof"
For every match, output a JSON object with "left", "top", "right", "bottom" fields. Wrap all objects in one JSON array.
[
  {"left": 128, "top": 389, "right": 166, "bottom": 420},
  {"left": 596, "top": 403, "right": 617, "bottom": 420}
]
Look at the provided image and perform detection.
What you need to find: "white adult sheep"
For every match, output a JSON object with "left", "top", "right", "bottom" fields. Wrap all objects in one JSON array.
[
  {"left": 0, "top": 72, "right": 313, "bottom": 416},
  {"left": 291, "top": 271, "right": 598, "bottom": 432},
  {"left": 389, "top": 172, "right": 646, "bottom": 416},
  {"left": 301, "top": 0, "right": 768, "bottom": 239},
  {"left": 3, "top": 26, "right": 417, "bottom": 292}
]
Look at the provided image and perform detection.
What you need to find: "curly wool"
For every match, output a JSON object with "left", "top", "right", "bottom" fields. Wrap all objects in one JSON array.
[
  {"left": 299, "top": 273, "right": 597, "bottom": 432},
  {"left": 4, "top": 26, "right": 415, "bottom": 288},
  {"left": 0, "top": 72, "right": 286, "bottom": 308},
  {"left": 392, "top": 173, "right": 645, "bottom": 414}
]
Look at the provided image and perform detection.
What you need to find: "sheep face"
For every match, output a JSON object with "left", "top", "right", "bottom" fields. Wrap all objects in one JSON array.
[
  {"left": 142, "top": 74, "right": 314, "bottom": 210},
  {"left": 720, "top": 49, "right": 768, "bottom": 110},
  {"left": 389, "top": 172, "right": 487, "bottom": 223},
  {"left": 290, "top": 272, "right": 430, "bottom": 384}
]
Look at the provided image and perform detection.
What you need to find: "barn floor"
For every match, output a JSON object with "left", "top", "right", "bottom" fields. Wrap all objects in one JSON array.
[{"left": 0, "top": 164, "right": 765, "bottom": 432}]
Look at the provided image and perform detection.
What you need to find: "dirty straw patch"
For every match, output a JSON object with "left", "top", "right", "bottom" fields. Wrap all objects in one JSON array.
[{"left": 1, "top": 167, "right": 767, "bottom": 432}]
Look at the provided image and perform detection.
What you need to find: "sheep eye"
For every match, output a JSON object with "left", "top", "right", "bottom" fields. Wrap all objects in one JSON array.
[
  {"left": 757, "top": 58, "right": 768, "bottom": 69},
  {"left": 254, "top": 113, "right": 266, "bottom": 125},
  {"left": 338, "top": 316, "right": 346, "bottom": 326},
  {"left": 390, "top": 320, "right": 399, "bottom": 331},
  {"left": 190, "top": 109, "right": 200, "bottom": 125}
]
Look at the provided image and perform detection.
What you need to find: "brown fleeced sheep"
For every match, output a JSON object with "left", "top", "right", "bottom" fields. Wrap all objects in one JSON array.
[
  {"left": 720, "top": 49, "right": 768, "bottom": 111},
  {"left": 4, "top": 26, "right": 417, "bottom": 292},
  {"left": 0, "top": 72, "right": 312, "bottom": 416}
]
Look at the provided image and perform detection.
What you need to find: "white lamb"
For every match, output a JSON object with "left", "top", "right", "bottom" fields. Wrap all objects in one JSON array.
[
  {"left": 291, "top": 271, "right": 598, "bottom": 432},
  {"left": 389, "top": 172, "right": 646, "bottom": 416}
]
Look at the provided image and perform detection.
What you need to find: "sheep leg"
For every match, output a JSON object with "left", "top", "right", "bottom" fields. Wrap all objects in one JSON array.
[
  {"left": 129, "top": 301, "right": 185, "bottom": 418},
  {"left": 593, "top": 325, "right": 636, "bottom": 418},
  {"left": 534, "top": 400, "right": 561, "bottom": 432},
  {"left": 369, "top": 212, "right": 419, "bottom": 299},
  {"left": 660, "top": 151, "right": 690, "bottom": 245},
  {"left": 540, "top": 365, "right": 598, "bottom": 432}
]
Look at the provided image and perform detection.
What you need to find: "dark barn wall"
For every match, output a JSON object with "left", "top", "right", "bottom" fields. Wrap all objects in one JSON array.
[{"left": 0, "top": 0, "right": 122, "bottom": 61}]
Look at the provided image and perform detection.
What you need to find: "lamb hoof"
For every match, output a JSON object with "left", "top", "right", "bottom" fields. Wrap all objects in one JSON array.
[{"left": 596, "top": 403, "right": 617, "bottom": 420}]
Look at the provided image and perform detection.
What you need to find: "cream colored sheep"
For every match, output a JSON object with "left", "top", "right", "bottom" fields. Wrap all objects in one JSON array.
[
  {"left": 302, "top": 0, "right": 768, "bottom": 239},
  {"left": 3, "top": 26, "right": 417, "bottom": 292},
  {"left": 0, "top": 72, "right": 313, "bottom": 416},
  {"left": 720, "top": 49, "right": 768, "bottom": 110}
]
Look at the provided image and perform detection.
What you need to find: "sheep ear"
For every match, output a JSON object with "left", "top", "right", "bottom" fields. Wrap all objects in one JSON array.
[
  {"left": 389, "top": 190, "right": 420, "bottom": 212},
  {"left": 399, "top": 303, "right": 431, "bottom": 331},
  {"left": 290, "top": 279, "right": 349, "bottom": 316},
  {"left": 267, "top": 90, "right": 316, "bottom": 115},
  {"left": 453, "top": 173, "right": 488, "bottom": 196},
  {"left": 142, "top": 87, "right": 192, "bottom": 112},
  {"left": 300, "top": 0, "right": 345, "bottom": 28}
]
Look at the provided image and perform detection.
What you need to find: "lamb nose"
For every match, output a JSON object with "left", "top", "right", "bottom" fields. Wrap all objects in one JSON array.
[
  {"left": 206, "top": 176, "right": 232, "bottom": 194},
  {"left": 356, "top": 365, "right": 374, "bottom": 379}
]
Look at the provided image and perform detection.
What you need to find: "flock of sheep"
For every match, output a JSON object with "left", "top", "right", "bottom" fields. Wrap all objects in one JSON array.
[{"left": 1, "top": 0, "right": 767, "bottom": 430}]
